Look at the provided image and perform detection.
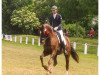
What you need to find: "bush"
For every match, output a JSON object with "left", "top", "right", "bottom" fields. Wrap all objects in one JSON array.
[
  {"left": 11, "top": 6, "right": 40, "bottom": 34},
  {"left": 63, "top": 23, "right": 85, "bottom": 37}
]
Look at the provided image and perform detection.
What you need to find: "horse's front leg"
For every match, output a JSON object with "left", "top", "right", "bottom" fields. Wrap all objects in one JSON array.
[
  {"left": 46, "top": 50, "right": 57, "bottom": 74},
  {"left": 40, "top": 51, "right": 50, "bottom": 70}
]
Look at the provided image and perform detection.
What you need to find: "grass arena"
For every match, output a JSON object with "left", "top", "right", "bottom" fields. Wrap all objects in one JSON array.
[{"left": 2, "top": 35, "right": 98, "bottom": 75}]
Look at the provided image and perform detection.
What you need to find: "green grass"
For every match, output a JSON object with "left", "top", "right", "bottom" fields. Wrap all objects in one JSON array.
[
  {"left": 2, "top": 38, "right": 98, "bottom": 75},
  {"left": 70, "top": 37, "right": 98, "bottom": 45}
]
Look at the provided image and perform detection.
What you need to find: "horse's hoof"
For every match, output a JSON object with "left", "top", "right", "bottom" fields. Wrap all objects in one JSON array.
[
  {"left": 53, "top": 62, "right": 57, "bottom": 66},
  {"left": 43, "top": 65, "right": 48, "bottom": 70},
  {"left": 48, "top": 70, "right": 52, "bottom": 74},
  {"left": 46, "top": 71, "right": 50, "bottom": 75},
  {"left": 66, "top": 71, "right": 68, "bottom": 75},
  {"left": 43, "top": 65, "right": 52, "bottom": 73}
]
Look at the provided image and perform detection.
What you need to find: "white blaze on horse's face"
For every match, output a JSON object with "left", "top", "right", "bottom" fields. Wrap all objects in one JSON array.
[
  {"left": 43, "top": 28, "right": 48, "bottom": 35},
  {"left": 44, "top": 28, "right": 47, "bottom": 32}
]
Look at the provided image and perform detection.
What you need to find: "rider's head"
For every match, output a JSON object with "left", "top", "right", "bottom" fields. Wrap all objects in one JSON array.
[{"left": 51, "top": 5, "right": 58, "bottom": 14}]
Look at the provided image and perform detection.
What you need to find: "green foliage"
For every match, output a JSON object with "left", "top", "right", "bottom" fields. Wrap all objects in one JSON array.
[
  {"left": 2, "top": 0, "right": 32, "bottom": 34},
  {"left": 33, "top": 0, "right": 98, "bottom": 37},
  {"left": 63, "top": 23, "right": 85, "bottom": 37},
  {"left": 58, "top": 0, "right": 83, "bottom": 23},
  {"left": 80, "top": 15, "right": 95, "bottom": 28},
  {"left": 58, "top": 0, "right": 98, "bottom": 23},
  {"left": 33, "top": 0, "right": 57, "bottom": 23},
  {"left": 11, "top": 6, "right": 40, "bottom": 34},
  {"left": 79, "top": 15, "right": 98, "bottom": 37},
  {"left": 2, "top": 0, "right": 98, "bottom": 36},
  {"left": 79, "top": 0, "right": 98, "bottom": 15}
]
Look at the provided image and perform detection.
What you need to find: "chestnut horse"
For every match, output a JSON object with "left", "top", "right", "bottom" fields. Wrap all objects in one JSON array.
[{"left": 40, "top": 23, "right": 79, "bottom": 75}]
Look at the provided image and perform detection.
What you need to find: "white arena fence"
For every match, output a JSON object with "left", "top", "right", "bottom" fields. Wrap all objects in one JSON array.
[{"left": 2, "top": 35, "right": 98, "bottom": 56}]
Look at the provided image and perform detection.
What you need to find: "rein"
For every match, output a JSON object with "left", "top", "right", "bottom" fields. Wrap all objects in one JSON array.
[{"left": 44, "top": 36, "right": 50, "bottom": 42}]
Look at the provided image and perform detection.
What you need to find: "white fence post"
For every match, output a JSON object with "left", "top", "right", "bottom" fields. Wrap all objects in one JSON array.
[
  {"left": 5, "top": 35, "right": 12, "bottom": 41},
  {"left": 26, "top": 37, "right": 28, "bottom": 44},
  {"left": 20, "top": 36, "right": 22, "bottom": 43},
  {"left": 14, "top": 35, "right": 17, "bottom": 42},
  {"left": 5, "top": 35, "right": 7, "bottom": 40},
  {"left": 73, "top": 42, "right": 76, "bottom": 50},
  {"left": 38, "top": 37, "right": 40, "bottom": 46},
  {"left": 10, "top": 35, "right": 12, "bottom": 41},
  {"left": 84, "top": 43, "right": 88, "bottom": 54},
  {"left": 32, "top": 38, "right": 34, "bottom": 45}
]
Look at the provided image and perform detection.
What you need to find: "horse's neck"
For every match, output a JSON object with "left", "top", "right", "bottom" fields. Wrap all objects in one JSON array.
[
  {"left": 45, "top": 32, "right": 57, "bottom": 45},
  {"left": 49, "top": 32, "right": 56, "bottom": 38}
]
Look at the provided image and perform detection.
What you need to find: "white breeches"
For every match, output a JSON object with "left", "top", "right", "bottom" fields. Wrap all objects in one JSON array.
[{"left": 57, "top": 30, "right": 66, "bottom": 45}]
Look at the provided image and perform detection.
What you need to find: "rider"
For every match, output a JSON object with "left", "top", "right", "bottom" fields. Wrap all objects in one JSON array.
[{"left": 49, "top": 5, "right": 67, "bottom": 52}]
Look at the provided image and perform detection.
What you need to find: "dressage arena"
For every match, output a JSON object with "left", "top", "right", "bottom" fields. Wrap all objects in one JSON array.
[{"left": 2, "top": 35, "right": 98, "bottom": 75}]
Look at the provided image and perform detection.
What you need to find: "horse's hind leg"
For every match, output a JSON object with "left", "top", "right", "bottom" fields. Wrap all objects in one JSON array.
[
  {"left": 53, "top": 54, "right": 57, "bottom": 66},
  {"left": 64, "top": 53, "right": 70, "bottom": 75}
]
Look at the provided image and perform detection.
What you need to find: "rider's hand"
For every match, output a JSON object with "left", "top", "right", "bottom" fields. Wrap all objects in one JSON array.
[{"left": 54, "top": 27, "right": 58, "bottom": 31}]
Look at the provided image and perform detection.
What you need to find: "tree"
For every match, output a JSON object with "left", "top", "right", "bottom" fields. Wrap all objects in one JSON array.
[
  {"left": 63, "top": 23, "right": 85, "bottom": 37},
  {"left": 2, "top": 0, "right": 32, "bottom": 34},
  {"left": 79, "top": 0, "right": 98, "bottom": 15},
  {"left": 58, "top": 0, "right": 85, "bottom": 23},
  {"left": 2, "top": 0, "right": 98, "bottom": 36},
  {"left": 57, "top": 0, "right": 98, "bottom": 23},
  {"left": 11, "top": 6, "right": 40, "bottom": 34},
  {"left": 33, "top": 0, "right": 57, "bottom": 24}
]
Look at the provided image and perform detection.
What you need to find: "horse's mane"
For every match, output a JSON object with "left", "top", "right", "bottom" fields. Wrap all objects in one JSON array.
[{"left": 43, "top": 23, "right": 53, "bottom": 33}]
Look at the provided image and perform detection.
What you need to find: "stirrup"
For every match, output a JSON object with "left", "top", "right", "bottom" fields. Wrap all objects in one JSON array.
[{"left": 63, "top": 44, "right": 68, "bottom": 55}]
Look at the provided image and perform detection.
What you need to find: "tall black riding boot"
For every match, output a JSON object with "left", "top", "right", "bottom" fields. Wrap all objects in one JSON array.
[{"left": 61, "top": 41, "right": 67, "bottom": 55}]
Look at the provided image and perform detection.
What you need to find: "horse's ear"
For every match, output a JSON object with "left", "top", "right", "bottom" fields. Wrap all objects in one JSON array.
[
  {"left": 39, "top": 24, "right": 43, "bottom": 31},
  {"left": 45, "top": 20, "right": 48, "bottom": 23},
  {"left": 41, "top": 24, "right": 44, "bottom": 28}
]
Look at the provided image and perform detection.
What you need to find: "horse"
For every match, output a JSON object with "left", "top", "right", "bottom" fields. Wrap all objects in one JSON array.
[{"left": 40, "top": 23, "right": 79, "bottom": 75}]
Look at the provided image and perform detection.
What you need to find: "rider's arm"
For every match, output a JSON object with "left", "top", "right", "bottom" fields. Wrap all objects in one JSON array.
[
  {"left": 58, "top": 14, "right": 62, "bottom": 25},
  {"left": 49, "top": 15, "right": 52, "bottom": 26},
  {"left": 54, "top": 14, "right": 62, "bottom": 31}
]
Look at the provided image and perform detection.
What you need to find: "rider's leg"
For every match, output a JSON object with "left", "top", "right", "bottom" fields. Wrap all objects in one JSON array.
[
  {"left": 58, "top": 30, "right": 67, "bottom": 54},
  {"left": 58, "top": 30, "right": 66, "bottom": 45}
]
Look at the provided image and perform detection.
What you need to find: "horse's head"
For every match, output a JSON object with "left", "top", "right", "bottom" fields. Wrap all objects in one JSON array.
[{"left": 42, "top": 23, "right": 53, "bottom": 36}]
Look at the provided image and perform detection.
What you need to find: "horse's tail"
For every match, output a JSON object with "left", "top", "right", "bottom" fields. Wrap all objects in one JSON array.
[{"left": 71, "top": 47, "right": 79, "bottom": 63}]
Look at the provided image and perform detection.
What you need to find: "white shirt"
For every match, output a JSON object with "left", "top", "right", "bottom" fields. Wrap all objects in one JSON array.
[{"left": 53, "top": 13, "right": 57, "bottom": 19}]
